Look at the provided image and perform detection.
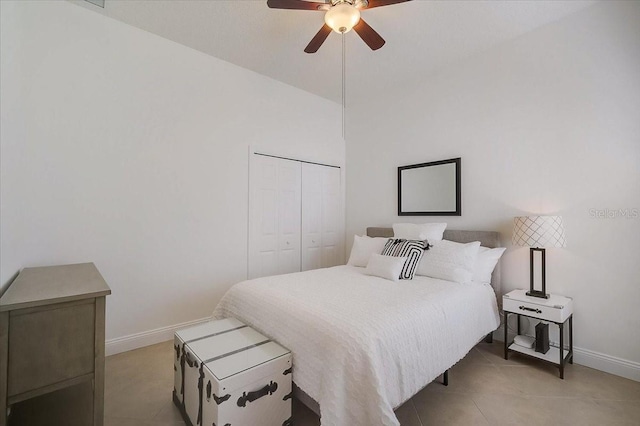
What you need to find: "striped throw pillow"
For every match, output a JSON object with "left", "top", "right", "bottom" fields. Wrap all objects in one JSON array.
[{"left": 381, "top": 239, "right": 428, "bottom": 280}]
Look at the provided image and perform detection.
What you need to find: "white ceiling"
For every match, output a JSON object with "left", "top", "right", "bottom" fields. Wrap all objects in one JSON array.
[{"left": 71, "top": 0, "right": 597, "bottom": 104}]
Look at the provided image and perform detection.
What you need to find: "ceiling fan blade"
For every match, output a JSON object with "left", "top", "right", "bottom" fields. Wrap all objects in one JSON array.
[
  {"left": 365, "top": 0, "right": 412, "bottom": 9},
  {"left": 353, "top": 19, "right": 385, "bottom": 51},
  {"left": 267, "top": 0, "right": 328, "bottom": 11},
  {"left": 304, "top": 24, "right": 332, "bottom": 53}
]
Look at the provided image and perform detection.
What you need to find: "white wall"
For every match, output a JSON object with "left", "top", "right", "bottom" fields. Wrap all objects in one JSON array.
[
  {"left": 346, "top": 1, "right": 640, "bottom": 378},
  {"left": 0, "top": 1, "right": 344, "bottom": 352}
]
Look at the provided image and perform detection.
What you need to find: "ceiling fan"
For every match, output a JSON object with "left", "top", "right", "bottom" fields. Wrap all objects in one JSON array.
[{"left": 267, "top": 0, "right": 412, "bottom": 53}]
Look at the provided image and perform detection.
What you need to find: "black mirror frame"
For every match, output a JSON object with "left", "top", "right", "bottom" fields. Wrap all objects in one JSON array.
[{"left": 397, "top": 157, "right": 461, "bottom": 216}]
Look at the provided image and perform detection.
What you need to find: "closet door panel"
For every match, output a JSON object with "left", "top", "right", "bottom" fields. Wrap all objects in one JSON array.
[
  {"left": 249, "top": 156, "right": 301, "bottom": 279},
  {"left": 277, "top": 160, "right": 302, "bottom": 275},
  {"left": 249, "top": 157, "right": 280, "bottom": 279},
  {"left": 321, "top": 166, "right": 344, "bottom": 268},
  {"left": 302, "top": 164, "right": 323, "bottom": 271},
  {"left": 256, "top": 187, "right": 279, "bottom": 278}
]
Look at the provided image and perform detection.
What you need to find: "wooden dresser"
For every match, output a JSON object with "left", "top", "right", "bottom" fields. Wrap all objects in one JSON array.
[{"left": 0, "top": 263, "right": 111, "bottom": 426}]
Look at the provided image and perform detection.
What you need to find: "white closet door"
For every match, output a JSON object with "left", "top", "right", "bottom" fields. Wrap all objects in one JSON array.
[
  {"left": 301, "top": 163, "right": 344, "bottom": 271},
  {"left": 301, "top": 164, "right": 323, "bottom": 271},
  {"left": 276, "top": 161, "right": 302, "bottom": 274},
  {"left": 249, "top": 155, "right": 301, "bottom": 279},
  {"left": 320, "top": 166, "right": 344, "bottom": 268}
]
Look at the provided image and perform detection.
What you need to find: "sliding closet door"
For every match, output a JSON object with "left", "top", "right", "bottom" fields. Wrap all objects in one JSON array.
[
  {"left": 249, "top": 155, "right": 301, "bottom": 279},
  {"left": 302, "top": 163, "right": 344, "bottom": 271},
  {"left": 320, "top": 165, "right": 344, "bottom": 268},
  {"left": 277, "top": 161, "right": 302, "bottom": 274},
  {"left": 301, "top": 164, "right": 323, "bottom": 271}
]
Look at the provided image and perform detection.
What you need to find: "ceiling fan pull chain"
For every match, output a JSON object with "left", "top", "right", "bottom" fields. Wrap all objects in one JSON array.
[{"left": 342, "top": 32, "right": 346, "bottom": 139}]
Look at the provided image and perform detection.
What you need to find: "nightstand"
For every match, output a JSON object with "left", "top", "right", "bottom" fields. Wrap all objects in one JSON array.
[
  {"left": 503, "top": 289, "right": 573, "bottom": 379},
  {"left": 0, "top": 263, "right": 111, "bottom": 426}
]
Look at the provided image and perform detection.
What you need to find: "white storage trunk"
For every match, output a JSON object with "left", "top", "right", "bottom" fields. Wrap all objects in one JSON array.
[{"left": 173, "top": 318, "right": 292, "bottom": 426}]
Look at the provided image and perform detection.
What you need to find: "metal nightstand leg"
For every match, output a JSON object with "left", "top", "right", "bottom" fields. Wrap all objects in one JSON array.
[
  {"left": 559, "top": 321, "right": 564, "bottom": 379},
  {"left": 569, "top": 315, "right": 574, "bottom": 364},
  {"left": 503, "top": 312, "right": 509, "bottom": 360}
]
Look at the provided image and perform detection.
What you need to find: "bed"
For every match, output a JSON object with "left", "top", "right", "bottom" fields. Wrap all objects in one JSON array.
[{"left": 212, "top": 228, "right": 501, "bottom": 426}]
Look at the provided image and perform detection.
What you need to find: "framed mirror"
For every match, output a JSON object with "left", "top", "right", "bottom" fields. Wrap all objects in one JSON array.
[{"left": 398, "top": 157, "right": 461, "bottom": 216}]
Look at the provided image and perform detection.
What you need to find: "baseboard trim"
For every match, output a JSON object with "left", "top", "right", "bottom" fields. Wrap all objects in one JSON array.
[
  {"left": 106, "top": 317, "right": 212, "bottom": 356},
  {"left": 493, "top": 327, "right": 640, "bottom": 382},
  {"left": 573, "top": 346, "right": 640, "bottom": 382}
]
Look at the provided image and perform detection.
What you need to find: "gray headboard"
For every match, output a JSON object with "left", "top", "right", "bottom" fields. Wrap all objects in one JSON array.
[{"left": 366, "top": 227, "right": 502, "bottom": 297}]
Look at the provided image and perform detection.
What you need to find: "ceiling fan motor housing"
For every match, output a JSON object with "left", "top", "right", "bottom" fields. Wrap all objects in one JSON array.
[{"left": 325, "top": 3, "right": 361, "bottom": 33}]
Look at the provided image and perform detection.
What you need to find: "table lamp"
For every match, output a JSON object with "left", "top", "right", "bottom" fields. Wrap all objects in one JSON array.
[{"left": 512, "top": 215, "right": 566, "bottom": 299}]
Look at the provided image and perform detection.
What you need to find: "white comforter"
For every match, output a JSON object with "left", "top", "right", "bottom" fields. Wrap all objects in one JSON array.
[{"left": 212, "top": 266, "right": 500, "bottom": 426}]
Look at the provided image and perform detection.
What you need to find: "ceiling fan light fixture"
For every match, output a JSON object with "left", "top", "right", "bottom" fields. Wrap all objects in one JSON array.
[{"left": 324, "top": 3, "right": 361, "bottom": 34}]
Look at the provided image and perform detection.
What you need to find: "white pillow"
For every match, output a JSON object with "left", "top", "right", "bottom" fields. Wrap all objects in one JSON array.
[
  {"left": 473, "top": 247, "right": 506, "bottom": 285},
  {"left": 364, "top": 254, "right": 407, "bottom": 282},
  {"left": 392, "top": 223, "right": 447, "bottom": 241},
  {"left": 417, "top": 240, "right": 481, "bottom": 284},
  {"left": 347, "top": 235, "right": 389, "bottom": 267}
]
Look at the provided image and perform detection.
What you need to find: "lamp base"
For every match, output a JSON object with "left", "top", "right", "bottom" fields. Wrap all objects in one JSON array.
[
  {"left": 526, "top": 290, "right": 549, "bottom": 299},
  {"left": 528, "top": 248, "right": 549, "bottom": 299}
]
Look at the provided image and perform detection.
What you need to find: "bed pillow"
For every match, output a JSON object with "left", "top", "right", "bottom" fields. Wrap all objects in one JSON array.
[
  {"left": 364, "top": 254, "right": 407, "bottom": 282},
  {"left": 417, "top": 240, "right": 481, "bottom": 284},
  {"left": 473, "top": 247, "right": 506, "bottom": 285},
  {"left": 392, "top": 223, "right": 447, "bottom": 241},
  {"left": 347, "top": 235, "right": 389, "bottom": 267},
  {"left": 381, "top": 239, "right": 427, "bottom": 280}
]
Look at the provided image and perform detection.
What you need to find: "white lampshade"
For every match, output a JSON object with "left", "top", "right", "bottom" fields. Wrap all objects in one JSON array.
[
  {"left": 512, "top": 216, "right": 567, "bottom": 248},
  {"left": 325, "top": 3, "right": 361, "bottom": 34}
]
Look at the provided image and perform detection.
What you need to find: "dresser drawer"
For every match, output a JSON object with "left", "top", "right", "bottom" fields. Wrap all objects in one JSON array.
[
  {"left": 503, "top": 296, "right": 572, "bottom": 323},
  {"left": 8, "top": 300, "right": 95, "bottom": 397}
]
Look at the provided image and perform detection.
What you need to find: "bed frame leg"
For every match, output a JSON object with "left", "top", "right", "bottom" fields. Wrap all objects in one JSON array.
[
  {"left": 442, "top": 370, "right": 449, "bottom": 386},
  {"left": 484, "top": 332, "right": 493, "bottom": 344}
]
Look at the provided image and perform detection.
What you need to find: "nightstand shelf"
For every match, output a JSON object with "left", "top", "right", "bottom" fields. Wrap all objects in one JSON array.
[
  {"left": 508, "top": 343, "right": 572, "bottom": 365},
  {"left": 503, "top": 289, "right": 573, "bottom": 379}
]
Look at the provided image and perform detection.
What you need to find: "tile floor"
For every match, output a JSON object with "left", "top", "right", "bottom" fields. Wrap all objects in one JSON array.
[{"left": 101, "top": 340, "right": 640, "bottom": 425}]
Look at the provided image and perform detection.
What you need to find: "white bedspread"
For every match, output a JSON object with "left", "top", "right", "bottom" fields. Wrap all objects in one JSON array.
[{"left": 212, "top": 266, "right": 499, "bottom": 426}]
